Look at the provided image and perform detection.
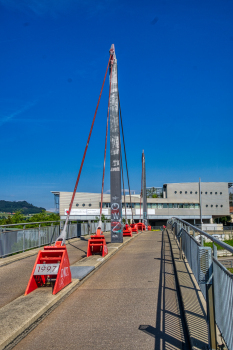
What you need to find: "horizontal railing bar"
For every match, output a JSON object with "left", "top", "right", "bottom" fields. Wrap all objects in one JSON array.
[
  {"left": 0, "top": 220, "right": 60, "bottom": 227},
  {"left": 172, "top": 217, "right": 233, "bottom": 254}
]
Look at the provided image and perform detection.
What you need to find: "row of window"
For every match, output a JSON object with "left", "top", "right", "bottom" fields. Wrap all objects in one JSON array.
[
  {"left": 76, "top": 202, "right": 223, "bottom": 209},
  {"left": 174, "top": 191, "right": 222, "bottom": 195}
]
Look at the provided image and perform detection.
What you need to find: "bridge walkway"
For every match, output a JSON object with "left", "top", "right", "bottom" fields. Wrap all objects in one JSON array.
[{"left": 14, "top": 230, "right": 189, "bottom": 350}]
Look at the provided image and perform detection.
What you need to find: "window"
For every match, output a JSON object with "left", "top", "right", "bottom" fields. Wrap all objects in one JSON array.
[
  {"left": 201, "top": 191, "right": 203, "bottom": 194},
  {"left": 206, "top": 205, "right": 208, "bottom": 207},
  {"left": 179, "top": 204, "right": 183, "bottom": 208},
  {"left": 89, "top": 203, "right": 92, "bottom": 207},
  {"left": 220, "top": 192, "right": 222, "bottom": 195},
  {"left": 195, "top": 204, "right": 200, "bottom": 209},
  {"left": 135, "top": 203, "right": 140, "bottom": 208},
  {"left": 215, "top": 192, "right": 217, "bottom": 194},
  {"left": 163, "top": 203, "right": 168, "bottom": 208},
  {"left": 152, "top": 203, "right": 158, "bottom": 209},
  {"left": 190, "top": 191, "right": 192, "bottom": 194},
  {"left": 195, "top": 191, "right": 198, "bottom": 194},
  {"left": 205, "top": 192, "right": 207, "bottom": 194},
  {"left": 100, "top": 202, "right": 110, "bottom": 208},
  {"left": 221, "top": 205, "right": 223, "bottom": 207},
  {"left": 158, "top": 203, "right": 162, "bottom": 209},
  {"left": 211, "top": 205, "right": 213, "bottom": 207},
  {"left": 185, "top": 191, "right": 187, "bottom": 194},
  {"left": 169, "top": 203, "right": 173, "bottom": 208},
  {"left": 147, "top": 203, "right": 152, "bottom": 208},
  {"left": 180, "top": 191, "right": 182, "bottom": 194},
  {"left": 210, "top": 192, "right": 212, "bottom": 195},
  {"left": 82, "top": 203, "right": 85, "bottom": 207},
  {"left": 174, "top": 203, "right": 178, "bottom": 208},
  {"left": 174, "top": 191, "right": 177, "bottom": 194},
  {"left": 76, "top": 203, "right": 79, "bottom": 207},
  {"left": 190, "top": 203, "right": 194, "bottom": 209},
  {"left": 216, "top": 205, "right": 218, "bottom": 207},
  {"left": 184, "top": 203, "right": 189, "bottom": 208}
]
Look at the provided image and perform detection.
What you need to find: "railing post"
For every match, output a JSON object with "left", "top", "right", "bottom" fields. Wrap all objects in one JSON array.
[
  {"left": 213, "top": 244, "right": 217, "bottom": 259},
  {"left": 51, "top": 223, "right": 53, "bottom": 244},
  {"left": 179, "top": 233, "right": 182, "bottom": 260},
  {"left": 39, "top": 224, "right": 41, "bottom": 247},
  {"left": 201, "top": 235, "right": 204, "bottom": 246},
  {"left": 23, "top": 225, "right": 25, "bottom": 252}
]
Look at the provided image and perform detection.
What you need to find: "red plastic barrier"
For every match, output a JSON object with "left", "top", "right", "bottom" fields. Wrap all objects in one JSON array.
[
  {"left": 123, "top": 224, "right": 132, "bottom": 237},
  {"left": 87, "top": 228, "right": 108, "bottom": 257},
  {"left": 136, "top": 222, "right": 146, "bottom": 231},
  {"left": 147, "top": 225, "right": 151, "bottom": 231},
  {"left": 130, "top": 223, "right": 138, "bottom": 233},
  {"left": 25, "top": 242, "right": 72, "bottom": 296}
]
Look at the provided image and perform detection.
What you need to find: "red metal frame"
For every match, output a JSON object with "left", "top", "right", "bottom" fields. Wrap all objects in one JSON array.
[
  {"left": 25, "top": 242, "right": 71, "bottom": 295},
  {"left": 123, "top": 224, "right": 132, "bottom": 237},
  {"left": 130, "top": 223, "right": 138, "bottom": 233},
  {"left": 87, "top": 228, "right": 108, "bottom": 257}
]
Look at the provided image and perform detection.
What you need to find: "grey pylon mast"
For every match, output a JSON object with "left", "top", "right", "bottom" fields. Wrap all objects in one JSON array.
[
  {"left": 142, "top": 150, "right": 148, "bottom": 227},
  {"left": 109, "top": 44, "right": 123, "bottom": 243}
]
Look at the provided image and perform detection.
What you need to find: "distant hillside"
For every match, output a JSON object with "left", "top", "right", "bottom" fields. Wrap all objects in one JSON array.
[{"left": 0, "top": 200, "right": 46, "bottom": 214}]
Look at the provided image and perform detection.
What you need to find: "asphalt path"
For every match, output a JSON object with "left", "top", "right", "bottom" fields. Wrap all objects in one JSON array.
[
  {"left": 0, "top": 233, "right": 111, "bottom": 308},
  {"left": 14, "top": 231, "right": 188, "bottom": 350}
]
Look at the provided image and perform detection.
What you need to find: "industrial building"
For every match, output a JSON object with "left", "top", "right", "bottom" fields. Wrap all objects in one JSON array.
[{"left": 52, "top": 181, "right": 231, "bottom": 226}]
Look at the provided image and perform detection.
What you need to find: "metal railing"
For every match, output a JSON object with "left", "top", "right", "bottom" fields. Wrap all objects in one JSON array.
[
  {"left": 0, "top": 221, "right": 111, "bottom": 258},
  {"left": 167, "top": 217, "right": 233, "bottom": 350}
]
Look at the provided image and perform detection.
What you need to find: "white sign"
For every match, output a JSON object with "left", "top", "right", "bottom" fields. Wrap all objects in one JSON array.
[
  {"left": 65, "top": 209, "right": 109, "bottom": 216},
  {"left": 135, "top": 209, "right": 155, "bottom": 215},
  {"left": 122, "top": 209, "right": 132, "bottom": 215},
  {"left": 34, "top": 264, "right": 60, "bottom": 275}
]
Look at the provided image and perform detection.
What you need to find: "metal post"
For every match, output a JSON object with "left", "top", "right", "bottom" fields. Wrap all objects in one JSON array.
[
  {"left": 201, "top": 235, "right": 204, "bottom": 247},
  {"left": 109, "top": 44, "right": 122, "bottom": 243},
  {"left": 23, "top": 225, "right": 25, "bottom": 252},
  {"left": 199, "top": 178, "right": 203, "bottom": 226},
  {"left": 179, "top": 234, "right": 182, "bottom": 260},
  {"left": 51, "top": 223, "right": 53, "bottom": 244},
  {"left": 38, "top": 224, "right": 41, "bottom": 247},
  {"left": 142, "top": 150, "right": 147, "bottom": 227},
  {"left": 213, "top": 244, "right": 217, "bottom": 259}
]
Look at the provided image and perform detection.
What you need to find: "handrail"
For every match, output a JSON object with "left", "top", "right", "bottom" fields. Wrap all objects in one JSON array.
[
  {"left": 0, "top": 220, "right": 60, "bottom": 227},
  {"left": 171, "top": 217, "right": 233, "bottom": 255}
]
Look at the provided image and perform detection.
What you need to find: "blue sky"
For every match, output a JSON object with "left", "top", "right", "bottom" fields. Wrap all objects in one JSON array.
[{"left": 0, "top": 0, "right": 232, "bottom": 210}]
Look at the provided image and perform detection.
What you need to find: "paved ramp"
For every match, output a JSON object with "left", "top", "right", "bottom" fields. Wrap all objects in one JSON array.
[{"left": 13, "top": 231, "right": 189, "bottom": 350}]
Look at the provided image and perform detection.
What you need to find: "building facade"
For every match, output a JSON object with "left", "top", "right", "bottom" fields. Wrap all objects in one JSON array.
[{"left": 52, "top": 182, "right": 230, "bottom": 226}]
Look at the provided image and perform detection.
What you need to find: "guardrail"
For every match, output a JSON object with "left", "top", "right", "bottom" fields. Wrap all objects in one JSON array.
[
  {"left": 167, "top": 217, "right": 233, "bottom": 350},
  {"left": 0, "top": 221, "right": 111, "bottom": 258}
]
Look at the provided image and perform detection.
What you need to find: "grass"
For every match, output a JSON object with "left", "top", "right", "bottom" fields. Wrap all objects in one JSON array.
[
  {"left": 228, "top": 268, "right": 233, "bottom": 274},
  {"left": 204, "top": 239, "right": 233, "bottom": 250}
]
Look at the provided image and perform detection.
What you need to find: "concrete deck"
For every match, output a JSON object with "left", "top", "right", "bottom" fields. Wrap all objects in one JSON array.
[
  {"left": 0, "top": 233, "right": 135, "bottom": 350},
  {"left": 11, "top": 231, "right": 188, "bottom": 350},
  {"left": 0, "top": 233, "right": 111, "bottom": 309}
]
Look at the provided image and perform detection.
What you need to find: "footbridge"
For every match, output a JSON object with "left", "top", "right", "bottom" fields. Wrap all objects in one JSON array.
[{"left": 0, "top": 220, "right": 232, "bottom": 349}]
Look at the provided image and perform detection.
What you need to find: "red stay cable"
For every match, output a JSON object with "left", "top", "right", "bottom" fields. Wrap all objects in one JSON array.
[
  {"left": 100, "top": 62, "right": 113, "bottom": 218},
  {"left": 67, "top": 57, "right": 111, "bottom": 219}
]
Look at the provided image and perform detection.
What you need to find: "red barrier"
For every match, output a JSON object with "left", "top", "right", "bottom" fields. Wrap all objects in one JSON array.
[
  {"left": 123, "top": 224, "right": 132, "bottom": 237},
  {"left": 130, "top": 223, "right": 138, "bottom": 233},
  {"left": 136, "top": 222, "right": 146, "bottom": 231},
  {"left": 147, "top": 225, "right": 151, "bottom": 231},
  {"left": 87, "top": 228, "right": 108, "bottom": 257},
  {"left": 25, "top": 242, "right": 71, "bottom": 296}
]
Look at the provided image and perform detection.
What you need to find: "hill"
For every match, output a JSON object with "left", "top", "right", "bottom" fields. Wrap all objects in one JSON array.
[{"left": 0, "top": 200, "right": 46, "bottom": 214}]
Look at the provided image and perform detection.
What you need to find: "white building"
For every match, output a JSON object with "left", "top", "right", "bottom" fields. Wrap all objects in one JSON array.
[{"left": 52, "top": 182, "right": 230, "bottom": 226}]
